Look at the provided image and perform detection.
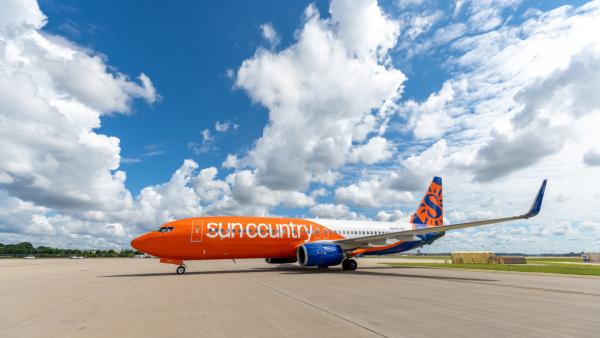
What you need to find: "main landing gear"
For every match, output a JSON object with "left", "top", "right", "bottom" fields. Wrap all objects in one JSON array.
[
  {"left": 342, "top": 258, "right": 357, "bottom": 271},
  {"left": 176, "top": 265, "right": 186, "bottom": 275}
]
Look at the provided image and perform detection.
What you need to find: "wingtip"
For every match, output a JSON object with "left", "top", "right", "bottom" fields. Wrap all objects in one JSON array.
[
  {"left": 526, "top": 179, "right": 547, "bottom": 218},
  {"left": 432, "top": 176, "right": 442, "bottom": 185}
]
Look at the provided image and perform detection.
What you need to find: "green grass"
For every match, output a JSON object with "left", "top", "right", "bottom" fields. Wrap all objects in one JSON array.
[
  {"left": 382, "top": 262, "right": 600, "bottom": 276},
  {"left": 364, "top": 255, "right": 450, "bottom": 260}
]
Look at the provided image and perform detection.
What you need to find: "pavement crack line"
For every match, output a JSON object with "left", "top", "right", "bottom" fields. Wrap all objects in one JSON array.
[
  {"left": 453, "top": 280, "right": 600, "bottom": 297},
  {"left": 247, "top": 278, "right": 388, "bottom": 338}
]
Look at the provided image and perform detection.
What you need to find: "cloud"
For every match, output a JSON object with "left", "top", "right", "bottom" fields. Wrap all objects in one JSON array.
[
  {"left": 398, "top": 2, "right": 600, "bottom": 184},
  {"left": 120, "top": 144, "right": 164, "bottom": 165},
  {"left": 222, "top": 154, "right": 238, "bottom": 169},
  {"left": 401, "top": 81, "right": 459, "bottom": 140},
  {"left": 335, "top": 176, "right": 413, "bottom": 208},
  {"left": 309, "top": 187, "right": 328, "bottom": 198},
  {"left": 375, "top": 209, "right": 406, "bottom": 222},
  {"left": 0, "top": 0, "right": 46, "bottom": 30},
  {"left": 583, "top": 150, "right": 600, "bottom": 166},
  {"left": 0, "top": 0, "right": 156, "bottom": 212},
  {"left": 236, "top": 0, "right": 405, "bottom": 191},
  {"left": 330, "top": 0, "right": 400, "bottom": 59},
  {"left": 214, "top": 120, "right": 238, "bottom": 132},
  {"left": 349, "top": 136, "right": 394, "bottom": 164},
  {"left": 2, "top": 0, "right": 404, "bottom": 248},
  {"left": 121, "top": 158, "right": 142, "bottom": 164},
  {"left": 404, "top": 11, "right": 443, "bottom": 40},
  {"left": 397, "top": 0, "right": 424, "bottom": 10},
  {"left": 432, "top": 23, "right": 467, "bottom": 45},
  {"left": 143, "top": 144, "right": 165, "bottom": 157},
  {"left": 328, "top": 1, "right": 600, "bottom": 250},
  {"left": 310, "top": 203, "right": 358, "bottom": 219},
  {"left": 188, "top": 129, "right": 213, "bottom": 155},
  {"left": 471, "top": 128, "right": 564, "bottom": 182},
  {"left": 4, "top": 0, "right": 600, "bottom": 254},
  {"left": 335, "top": 138, "right": 449, "bottom": 209},
  {"left": 466, "top": 0, "right": 522, "bottom": 32},
  {"left": 581, "top": 221, "right": 600, "bottom": 235},
  {"left": 453, "top": 0, "right": 466, "bottom": 17},
  {"left": 190, "top": 121, "right": 238, "bottom": 156},
  {"left": 473, "top": 49, "right": 600, "bottom": 181},
  {"left": 204, "top": 170, "right": 314, "bottom": 216},
  {"left": 260, "top": 23, "right": 280, "bottom": 47}
]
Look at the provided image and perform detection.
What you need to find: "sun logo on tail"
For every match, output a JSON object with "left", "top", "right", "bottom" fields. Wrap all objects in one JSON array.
[{"left": 411, "top": 178, "right": 443, "bottom": 227}]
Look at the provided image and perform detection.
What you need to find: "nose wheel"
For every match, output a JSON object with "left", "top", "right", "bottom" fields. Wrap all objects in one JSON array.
[
  {"left": 342, "top": 258, "right": 357, "bottom": 271},
  {"left": 176, "top": 265, "right": 186, "bottom": 275}
]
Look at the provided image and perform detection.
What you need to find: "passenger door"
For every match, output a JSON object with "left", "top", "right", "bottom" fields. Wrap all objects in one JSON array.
[{"left": 191, "top": 220, "right": 203, "bottom": 242}]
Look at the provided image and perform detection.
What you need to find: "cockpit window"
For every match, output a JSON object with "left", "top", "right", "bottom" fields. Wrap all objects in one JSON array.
[{"left": 157, "top": 226, "right": 175, "bottom": 233}]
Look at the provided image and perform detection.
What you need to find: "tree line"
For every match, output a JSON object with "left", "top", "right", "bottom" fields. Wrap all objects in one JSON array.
[{"left": 0, "top": 242, "right": 141, "bottom": 257}]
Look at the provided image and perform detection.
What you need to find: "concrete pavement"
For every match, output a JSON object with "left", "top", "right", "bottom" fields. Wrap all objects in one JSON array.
[{"left": 1, "top": 258, "right": 599, "bottom": 338}]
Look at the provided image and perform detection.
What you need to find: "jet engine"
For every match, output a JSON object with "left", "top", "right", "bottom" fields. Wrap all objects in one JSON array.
[{"left": 297, "top": 242, "right": 344, "bottom": 267}]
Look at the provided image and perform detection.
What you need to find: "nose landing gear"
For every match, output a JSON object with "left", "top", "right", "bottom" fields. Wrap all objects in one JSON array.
[
  {"left": 158, "top": 258, "right": 186, "bottom": 275},
  {"left": 342, "top": 258, "right": 357, "bottom": 271}
]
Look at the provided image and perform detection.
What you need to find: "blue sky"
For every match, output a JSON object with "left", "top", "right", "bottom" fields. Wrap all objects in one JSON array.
[
  {"left": 40, "top": 0, "right": 325, "bottom": 194},
  {"left": 36, "top": 0, "right": 581, "bottom": 194},
  {"left": 1, "top": 0, "right": 599, "bottom": 252}
]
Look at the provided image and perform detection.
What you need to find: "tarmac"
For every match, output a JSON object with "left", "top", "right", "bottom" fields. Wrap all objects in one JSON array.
[{"left": 1, "top": 258, "right": 599, "bottom": 338}]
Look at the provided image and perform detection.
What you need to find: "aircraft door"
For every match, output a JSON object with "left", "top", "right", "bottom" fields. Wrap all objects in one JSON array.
[{"left": 191, "top": 220, "right": 203, "bottom": 242}]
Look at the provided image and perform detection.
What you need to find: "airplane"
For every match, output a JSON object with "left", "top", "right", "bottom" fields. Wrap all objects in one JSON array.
[{"left": 131, "top": 177, "right": 547, "bottom": 275}]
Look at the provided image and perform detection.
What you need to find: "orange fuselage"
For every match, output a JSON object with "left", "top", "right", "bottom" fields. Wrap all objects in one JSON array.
[{"left": 131, "top": 216, "right": 346, "bottom": 261}]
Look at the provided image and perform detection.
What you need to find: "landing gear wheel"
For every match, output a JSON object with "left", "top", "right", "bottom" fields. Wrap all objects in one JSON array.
[
  {"left": 176, "top": 265, "right": 186, "bottom": 275},
  {"left": 342, "top": 258, "right": 357, "bottom": 271}
]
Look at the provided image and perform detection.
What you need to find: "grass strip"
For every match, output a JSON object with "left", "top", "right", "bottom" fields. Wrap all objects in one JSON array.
[{"left": 382, "top": 262, "right": 600, "bottom": 276}]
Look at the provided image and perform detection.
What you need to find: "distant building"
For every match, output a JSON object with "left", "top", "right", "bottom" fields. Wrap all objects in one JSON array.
[
  {"left": 582, "top": 253, "right": 600, "bottom": 263},
  {"left": 451, "top": 251, "right": 495, "bottom": 264},
  {"left": 495, "top": 256, "right": 527, "bottom": 264}
]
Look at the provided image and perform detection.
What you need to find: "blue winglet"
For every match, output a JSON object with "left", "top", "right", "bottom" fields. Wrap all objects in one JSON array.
[{"left": 525, "top": 179, "right": 547, "bottom": 218}]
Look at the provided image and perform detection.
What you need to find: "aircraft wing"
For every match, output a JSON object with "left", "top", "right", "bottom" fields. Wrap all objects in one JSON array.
[{"left": 334, "top": 179, "right": 547, "bottom": 249}]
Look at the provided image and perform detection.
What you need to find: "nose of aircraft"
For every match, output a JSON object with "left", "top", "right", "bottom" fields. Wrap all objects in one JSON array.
[{"left": 131, "top": 233, "right": 151, "bottom": 253}]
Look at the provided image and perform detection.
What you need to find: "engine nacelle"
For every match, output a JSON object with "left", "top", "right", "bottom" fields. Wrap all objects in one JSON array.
[
  {"left": 297, "top": 243, "right": 344, "bottom": 267},
  {"left": 265, "top": 257, "right": 297, "bottom": 264}
]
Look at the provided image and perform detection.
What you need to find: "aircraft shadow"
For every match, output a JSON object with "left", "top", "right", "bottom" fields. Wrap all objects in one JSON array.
[{"left": 101, "top": 264, "right": 497, "bottom": 282}]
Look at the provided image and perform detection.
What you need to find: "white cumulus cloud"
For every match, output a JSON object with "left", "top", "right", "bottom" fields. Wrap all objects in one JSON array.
[{"left": 236, "top": 0, "right": 405, "bottom": 191}]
